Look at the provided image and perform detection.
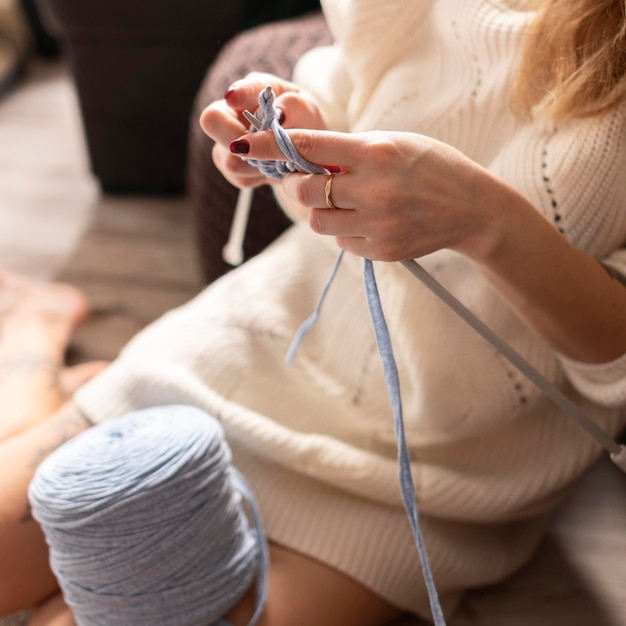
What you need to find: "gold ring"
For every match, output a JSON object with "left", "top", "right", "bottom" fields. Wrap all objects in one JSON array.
[{"left": 324, "top": 173, "right": 337, "bottom": 209}]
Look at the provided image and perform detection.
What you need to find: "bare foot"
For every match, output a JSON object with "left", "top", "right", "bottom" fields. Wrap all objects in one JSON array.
[{"left": 0, "top": 268, "right": 90, "bottom": 347}]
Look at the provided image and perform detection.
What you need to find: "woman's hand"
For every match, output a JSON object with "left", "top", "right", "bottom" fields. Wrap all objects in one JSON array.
[
  {"left": 200, "top": 72, "right": 328, "bottom": 190},
  {"left": 229, "top": 127, "right": 626, "bottom": 363},
  {"left": 229, "top": 127, "right": 505, "bottom": 262}
]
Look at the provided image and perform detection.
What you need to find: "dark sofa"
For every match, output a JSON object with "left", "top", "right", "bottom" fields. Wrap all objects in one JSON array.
[
  {"left": 35, "top": 0, "right": 321, "bottom": 193},
  {"left": 188, "top": 11, "right": 332, "bottom": 283}
]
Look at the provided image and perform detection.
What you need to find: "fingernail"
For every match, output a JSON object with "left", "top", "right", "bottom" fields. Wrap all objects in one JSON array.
[
  {"left": 224, "top": 84, "right": 238, "bottom": 101},
  {"left": 230, "top": 139, "right": 250, "bottom": 155},
  {"left": 276, "top": 108, "right": 286, "bottom": 125},
  {"left": 323, "top": 165, "right": 342, "bottom": 174}
]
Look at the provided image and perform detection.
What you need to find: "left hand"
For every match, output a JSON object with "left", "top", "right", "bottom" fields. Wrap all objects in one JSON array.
[
  {"left": 229, "top": 128, "right": 507, "bottom": 262},
  {"left": 200, "top": 72, "right": 328, "bottom": 191}
]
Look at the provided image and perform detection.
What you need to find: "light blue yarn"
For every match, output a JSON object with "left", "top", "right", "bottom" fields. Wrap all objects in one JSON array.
[
  {"left": 244, "top": 87, "right": 329, "bottom": 180},
  {"left": 28, "top": 405, "right": 269, "bottom": 626},
  {"left": 285, "top": 249, "right": 345, "bottom": 364},
  {"left": 248, "top": 87, "right": 446, "bottom": 626},
  {"left": 363, "top": 260, "right": 446, "bottom": 626}
]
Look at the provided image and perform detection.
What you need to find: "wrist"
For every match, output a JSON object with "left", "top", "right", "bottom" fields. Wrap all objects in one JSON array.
[{"left": 452, "top": 168, "right": 519, "bottom": 267}]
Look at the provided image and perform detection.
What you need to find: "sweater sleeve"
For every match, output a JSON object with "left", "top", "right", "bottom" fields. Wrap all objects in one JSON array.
[
  {"left": 558, "top": 248, "right": 626, "bottom": 407},
  {"left": 560, "top": 351, "right": 626, "bottom": 407}
]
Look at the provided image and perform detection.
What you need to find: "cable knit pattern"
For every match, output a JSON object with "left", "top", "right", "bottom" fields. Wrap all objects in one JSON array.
[{"left": 75, "top": 0, "right": 626, "bottom": 619}]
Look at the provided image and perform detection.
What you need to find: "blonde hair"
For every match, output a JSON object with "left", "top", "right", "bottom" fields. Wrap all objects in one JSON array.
[{"left": 512, "top": 0, "right": 626, "bottom": 121}]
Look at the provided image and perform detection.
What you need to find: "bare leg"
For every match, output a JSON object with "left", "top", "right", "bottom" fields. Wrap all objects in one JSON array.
[
  {"left": 0, "top": 364, "right": 106, "bottom": 620},
  {"left": 0, "top": 268, "right": 91, "bottom": 441},
  {"left": 0, "top": 403, "right": 93, "bottom": 615},
  {"left": 226, "top": 543, "right": 403, "bottom": 626},
  {"left": 0, "top": 269, "right": 104, "bottom": 616}
]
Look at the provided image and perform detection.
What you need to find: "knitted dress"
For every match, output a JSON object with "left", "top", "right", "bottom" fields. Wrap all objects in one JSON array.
[{"left": 74, "top": 0, "right": 626, "bottom": 619}]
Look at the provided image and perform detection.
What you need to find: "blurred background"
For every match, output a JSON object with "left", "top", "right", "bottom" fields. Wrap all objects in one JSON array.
[
  {"left": 1, "top": 0, "right": 94, "bottom": 279},
  {"left": 0, "top": 0, "right": 321, "bottom": 361}
]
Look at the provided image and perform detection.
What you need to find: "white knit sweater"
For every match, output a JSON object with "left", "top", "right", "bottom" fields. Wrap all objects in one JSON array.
[{"left": 75, "top": 0, "right": 626, "bottom": 618}]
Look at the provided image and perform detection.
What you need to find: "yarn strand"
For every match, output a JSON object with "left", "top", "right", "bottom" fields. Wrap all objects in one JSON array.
[
  {"left": 223, "top": 87, "right": 329, "bottom": 266},
  {"left": 243, "top": 87, "right": 447, "bottom": 624},
  {"left": 363, "top": 259, "right": 447, "bottom": 626}
]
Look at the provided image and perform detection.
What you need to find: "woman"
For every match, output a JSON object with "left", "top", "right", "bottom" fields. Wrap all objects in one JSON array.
[{"left": 2, "top": 1, "right": 626, "bottom": 624}]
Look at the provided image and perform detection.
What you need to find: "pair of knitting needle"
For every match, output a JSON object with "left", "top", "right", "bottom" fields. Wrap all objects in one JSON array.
[{"left": 222, "top": 89, "right": 272, "bottom": 266}]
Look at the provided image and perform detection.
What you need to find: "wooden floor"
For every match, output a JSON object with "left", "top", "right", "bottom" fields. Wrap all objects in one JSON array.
[
  {"left": 1, "top": 59, "right": 625, "bottom": 626},
  {"left": 0, "top": 61, "right": 98, "bottom": 280},
  {"left": 0, "top": 59, "right": 204, "bottom": 363}
]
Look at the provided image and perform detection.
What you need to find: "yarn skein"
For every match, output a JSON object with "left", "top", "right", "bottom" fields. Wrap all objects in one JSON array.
[{"left": 28, "top": 405, "right": 268, "bottom": 626}]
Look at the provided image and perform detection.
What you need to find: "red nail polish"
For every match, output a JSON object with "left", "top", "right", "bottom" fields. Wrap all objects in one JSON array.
[
  {"left": 224, "top": 85, "right": 237, "bottom": 101},
  {"left": 230, "top": 139, "right": 250, "bottom": 155},
  {"left": 323, "top": 165, "right": 342, "bottom": 174}
]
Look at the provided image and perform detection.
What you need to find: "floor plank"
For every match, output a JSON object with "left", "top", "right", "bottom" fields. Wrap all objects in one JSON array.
[
  {"left": 0, "top": 60, "right": 98, "bottom": 278},
  {"left": 59, "top": 194, "right": 204, "bottom": 362}
]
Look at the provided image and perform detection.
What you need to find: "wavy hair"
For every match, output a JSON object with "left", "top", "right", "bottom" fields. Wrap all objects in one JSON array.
[{"left": 512, "top": 0, "right": 626, "bottom": 120}]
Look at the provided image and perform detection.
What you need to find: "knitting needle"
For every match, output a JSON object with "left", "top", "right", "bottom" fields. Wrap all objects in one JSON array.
[
  {"left": 223, "top": 187, "right": 254, "bottom": 266},
  {"left": 400, "top": 258, "right": 626, "bottom": 472},
  {"left": 221, "top": 108, "right": 262, "bottom": 266},
  {"left": 243, "top": 109, "right": 263, "bottom": 130},
  {"left": 242, "top": 85, "right": 272, "bottom": 130}
]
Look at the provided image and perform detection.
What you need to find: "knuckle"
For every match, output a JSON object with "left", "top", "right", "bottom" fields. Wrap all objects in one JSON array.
[
  {"left": 199, "top": 104, "right": 221, "bottom": 134},
  {"left": 335, "top": 236, "right": 353, "bottom": 254},
  {"left": 292, "top": 130, "right": 319, "bottom": 161},
  {"left": 363, "top": 132, "right": 402, "bottom": 165},
  {"left": 308, "top": 211, "right": 323, "bottom": 234},
  {"left": 292, "top": 177, "right": 315, "bottom": 207}
]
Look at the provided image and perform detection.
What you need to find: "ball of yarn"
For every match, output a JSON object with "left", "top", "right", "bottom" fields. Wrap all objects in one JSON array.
[{"left": 29, "top": 405, "right": 265, "bottom": 626}]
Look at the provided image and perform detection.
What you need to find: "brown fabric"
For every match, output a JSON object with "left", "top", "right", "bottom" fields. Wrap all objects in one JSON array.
[
  {"left": 187, "top": 11, "right": 332, "bottom": 284},
  {"left": 39, "top": 0, "right": 242, "bottom": 193}
]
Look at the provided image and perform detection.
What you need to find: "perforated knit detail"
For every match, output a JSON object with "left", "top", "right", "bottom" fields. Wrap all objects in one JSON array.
[
  {"left": 451, "top": 19, "right": 483, "bottom": 99},
  {"left": 497, "top": 352, "right": 531, "bottom": 409},
  {"left": 540, "top": 142, "right": 565, "bottom": 235}
]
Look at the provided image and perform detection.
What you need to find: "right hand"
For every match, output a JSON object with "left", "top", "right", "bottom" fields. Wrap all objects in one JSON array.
[{"left": 199, "top": 72, "right": 328, "bottom": 190}]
